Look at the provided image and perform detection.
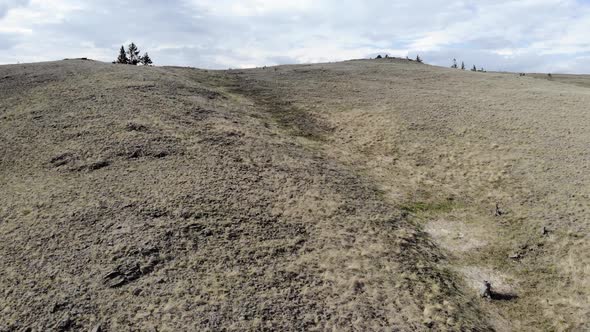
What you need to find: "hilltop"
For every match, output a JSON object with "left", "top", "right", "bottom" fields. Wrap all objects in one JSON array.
[{"left": 0, "top": 58, "right": 588, "bottom": 331}]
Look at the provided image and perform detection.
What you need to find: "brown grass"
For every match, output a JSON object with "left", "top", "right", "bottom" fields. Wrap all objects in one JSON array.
[
  {"left": 0, "top": 58, "right": 588, "bottom": 331},
  {"left": 231, "top": 58, "right": 590, "bottom": 331}
]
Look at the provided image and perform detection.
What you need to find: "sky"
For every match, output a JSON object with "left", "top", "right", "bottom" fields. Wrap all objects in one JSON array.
[{"left": 1, "top": 0, "right": 590, "bottom": 73}]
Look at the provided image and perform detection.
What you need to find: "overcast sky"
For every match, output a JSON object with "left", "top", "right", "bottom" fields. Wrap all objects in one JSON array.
[{"left": 1, "top": 0, "right": 590, "bottom": 73}]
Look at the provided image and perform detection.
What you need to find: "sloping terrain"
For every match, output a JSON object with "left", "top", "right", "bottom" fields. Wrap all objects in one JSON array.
[
  {"left": 0, "top": 59, "right": 588, "bottom": 331},
  {"left": 0, "top": 60, "right": 488, "bottom": 331},
  {"left": 229, "top": 59, "right": 590, "bottom": 331}
]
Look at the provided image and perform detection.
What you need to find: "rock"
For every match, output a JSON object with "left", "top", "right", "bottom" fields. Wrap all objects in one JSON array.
[
  {"left": 541, "top": 226, "right": 548, "bottom": 236},
  {"left": 479, "top": 280, "right": 492, "bottom": 299},
  {"left": 494, "top": 203, "right": 504, "bottom": 216}
]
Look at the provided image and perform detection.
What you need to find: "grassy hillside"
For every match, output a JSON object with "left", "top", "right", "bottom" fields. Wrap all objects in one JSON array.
[
  {"left": 0, "top": 59, "right": 588, "bottom": 331},
  {"left": 529, "top": 72, "right": 590, "bottom": 88},
  {"left": 230, "top": 58, "right": 590, "bottom": 331}
]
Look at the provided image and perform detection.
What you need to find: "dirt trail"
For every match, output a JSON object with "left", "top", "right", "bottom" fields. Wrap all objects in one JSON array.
[{"left": 231, "top": 58, "right": 590, "bottom": 331}]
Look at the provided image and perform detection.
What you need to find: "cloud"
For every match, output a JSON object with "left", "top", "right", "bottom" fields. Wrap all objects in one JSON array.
[
  {"left": 0, "top": 0, "right": 29, "bottom": 19},
  {"left": 0, "top": 0, "right": 589, "bottom": 73}
]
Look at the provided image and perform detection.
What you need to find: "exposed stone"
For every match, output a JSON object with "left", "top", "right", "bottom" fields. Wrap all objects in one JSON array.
[{"left": 479, "top": 280, "right": 492, "bottom": 299}]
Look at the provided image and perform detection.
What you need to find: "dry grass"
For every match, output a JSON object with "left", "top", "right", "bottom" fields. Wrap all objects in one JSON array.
[
  {"left": 1, "top": 58, "right": 588, "bottom": 331},
  {"left": 232, "top": 58, "right": 590, "bottom": 331}
]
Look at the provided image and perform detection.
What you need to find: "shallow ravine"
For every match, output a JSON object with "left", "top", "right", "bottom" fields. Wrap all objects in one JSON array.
[
  {"left": 229, "top": 58, "right": 590, "bottom": 331},
  {"left": 205, "top": 69, "right": 496, "bottom": 330}
]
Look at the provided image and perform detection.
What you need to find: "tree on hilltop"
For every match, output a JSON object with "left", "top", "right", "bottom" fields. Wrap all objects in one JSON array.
[
  {"left": 114, "top": 43, "right": 154, "bottom": 65},
  {"left": 141, "top": 52, "right": 153, "bottom": 66},
  {"left": 416, "top": 55, "right": 423, "bottom": 63},
  {"left": 461, "top": 61, "right": 465, "bottom": 70},
  {"left": 451, "top": 58, "right": 458, "bottom": 69},
  {"left": 116, "top": 46, "right": 129, "bottom": 64},
  {"left": 127, "top": 42, "right": 141, "bottom": 65}
]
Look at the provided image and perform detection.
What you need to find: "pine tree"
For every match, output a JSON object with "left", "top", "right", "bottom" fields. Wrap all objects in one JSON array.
[
  {"left": 461, "top": 61, "right": 465, "bottom": 70},
  {"left": 451, "top": 58, "right": 458, "bottom": 69},
  {"left": 141, "top": 52, "right": 153, "bottom": 66},
  {"left": 116, "top": 46, "right": 129, "bottom": 64},
  {"left": 416, "top": 55, "right": 423, "bottom": 63},
  {"left": 127, "top": 42, "right": 141, "bottom": 65}
]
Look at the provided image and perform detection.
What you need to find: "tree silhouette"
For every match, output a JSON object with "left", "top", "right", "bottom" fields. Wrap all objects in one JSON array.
[
  {"left": 115, "top": 43, "right": 154, "bottom": 65},
  {"left": 116, "top": 46, "right": 129, "bottom": 64},
  {"left": 451, "top": 58, "right": 458, "bottom": 69},
  {"left": 416, "top": 55, "right": 423, "bottom": 63},
  {"left": 471, "top": 65, "right": 477, "bottom": 72},
  {"left": 127, "top": 43, "right": 141, "bottom": 65},
  {"left": 141, "top": 52, "right": 153, "bottom": 66},
  {"left": 461, "top": 61, "right": 465, "bottom": 70}
]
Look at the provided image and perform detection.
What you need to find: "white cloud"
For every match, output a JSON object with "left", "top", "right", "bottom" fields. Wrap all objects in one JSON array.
[
  {"left": 0, "top": 0, "right": 589, "bottom": 73},
  {"left": 188, "top": 0, "right": 316, "bottom": 16}
]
